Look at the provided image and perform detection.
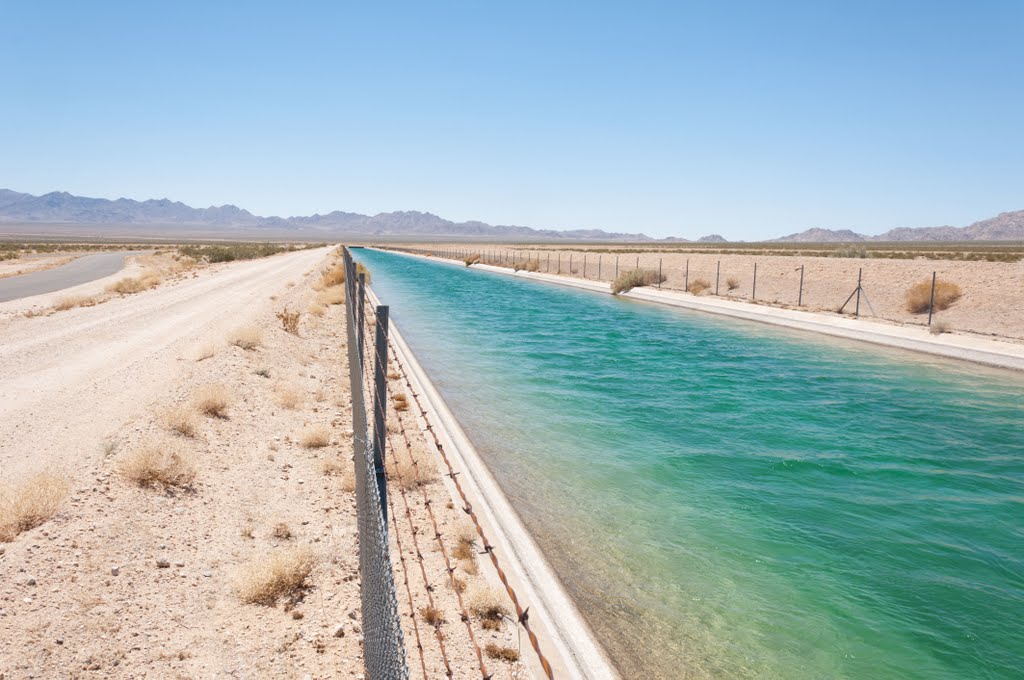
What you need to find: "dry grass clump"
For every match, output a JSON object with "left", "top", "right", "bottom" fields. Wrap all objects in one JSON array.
[
  {"left": 392, "top": 393, "right": 409, "bottom": 411},
  {"left": 906, "top": 278, "right": 962, "bottom": 314},
  {"left": 484, "top": 644, "right": 520, "bottom": 662},
  {"left": 194, "top": 340, "right": 218, "bottom": 361},
  {"left": 275, "top": 383, "right": 303, "bottom": 410},
  {"left": 512, "top": 259, "right": 540, "bottom": 272},
  {"left": 272, "top": 522, "right": 293, "bottom": 540},
  {"left": 464, "top": 253, "right": 481, "bottom": 266},
  {"left": 299, "top": 425, "right": 330, "bottom": 448},
  {"left": 165, "top": 404, "right": 199, "bottom": 437},
  {"left": 725, "top": 276, "right": 740, "bottom": 291},
  {"left": 53, "top": 294, "right": 97, "bottom": 311},
  {"left": 119, "top": 438, "right": 196, "bottom": 489},
  {"left": 420, "top": 606, "right": 445, "bottom": 627},
  {"left": 276, "top": 309, "right": 300, "bottom": 335},
  {"left": 236, "top": 546, "right": 316, "bottom": 605},
  {"left": 227, "top": 325, "right": 262, "bottom": 350},
  {"left": 387, "top": 447, "right": 439, "bottom": 490},
  {"left": 315, "top": 285, "right": 345, "bottom": 306},
  {"left": 319, "top": 456, "right": 356, "bottom": 492},
  {"left": 194, "top": 383, "right": 231, "bottom": 418},
  {"left": 106, "top": 271, "right": 161, "bottom": 294},
  {"left": 929, "top": 319, "right": 951, "bottom": 335},
  {"left": 469, "top": 585, "right": 510, "bottom": 630},
  {"left": 319, "top": 261, "right": 346, "bottom": 289},
  {"left": 459, "top": 557, "right": 479, "bottom": 575},
  {"left": 0, "top": 471, "right": 71, "bottom": 542},
  {"left": 307, "top": 302, "right": 326, "bottom": 317},
  {"left": 611, "top": 268, "right": 667, "bottom": 295},
  {"left": 687, "top": 278, "right": 711, "bottom": 295}
]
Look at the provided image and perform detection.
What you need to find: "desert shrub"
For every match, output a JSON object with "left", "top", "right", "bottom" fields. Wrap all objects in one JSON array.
[
  {"left": 468, "top": 585, "right": 510, "bottom": 627},
  {"left": 236, "top": 546, "right": 316, "bottom": 605},
  {"left": 420, "top": 606, "right": 445, "bottom": 626},
  {"left": 0, "top": 471, "right": 70, "bottom": 542},
  {"left": 165, "top": 404, "right": 199, "bottom": 437},
  {"left": 228, "top": 325, "right": 261, "bottom": 350},
  {"left": 392, "top": 393, "right": 409, "bottom": 411},
  {"left": 929, "top": 319, "right": 951, "bottom": 335},
  {"left": 319, "top": 261, "right": 346, "bottom": 288},
  {"left": 484, "top": 644, "right": 520, "bottom": 662},
  {"left": 906, "top": 278, "right": 962, "bottom": 314},
  {"left": 177, "top": 243, "right": 298, "bottom": 263},
  {"left": 464, "top": 253, "right": 482, "bottom": 266},
  {"left": 832, "top": 246, "right": 869, "bottom": 258},
  {"left": 106, "top": 271, "right": 161, "bottom": 294},
  {"left": 120, "top": 438, "right": 196, "bottom": 489},
  {"left": 194, "top": 341, "right": 218, "bottom": 361},
  {"left": 315, "top": 285, "right": 345, "bottom": 306},
  {"left": 306, "top": 303, "right": 325, "bottom": 317},
  {"left": 276, "top": 309, "right": 300, "bottom": 335},
  {"left": 272, "top": 522, "right": 293, "bottom": 540},
  {"left": 53, "top": 294, "right": 97, "bottom": 311},
  {"left": 194, "top": 384, "right": 231, "bottom": 418},
  {"left": 275, "top": 384, "right": 303, "bottom": 410},
  {"left": 299, "top": 425, "right": 330, "bottom": 448},
  {"left": 512, "top": 259, "right": 540, "bottom": 272},
  {"left": 725, "top": 276, "right": 740, "bottom": 291},
  {"left": 687, "top": 278, "right": 711, "bottom": 295},
  {"left": 611, "top": 268, "right": 667, "bottom": 295}
]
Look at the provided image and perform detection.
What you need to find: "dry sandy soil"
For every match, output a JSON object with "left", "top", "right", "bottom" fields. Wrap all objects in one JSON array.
[
  {"left": 394, "top": 244, "right": 1024, "bottom": 344},
  {"left": 0, "top": 248, "right": 530, "bottom": 679}
]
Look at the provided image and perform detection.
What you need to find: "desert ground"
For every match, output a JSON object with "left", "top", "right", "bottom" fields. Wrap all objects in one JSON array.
[
  {"left": 0, "top": 247, "right": 530, "bottom": 679},
  {"left": 385, "top": 243, "right": 1024, "bottom": 344}
]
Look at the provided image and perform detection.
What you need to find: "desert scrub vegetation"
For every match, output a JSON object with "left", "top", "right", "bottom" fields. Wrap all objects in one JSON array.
[
  {"left": 193, "top": 383, "right": 231, "bottom": 418},
  {"left": 53, "top": 294, "right": 98, "bottom": 311},
  {"left": 236, "top": 545, "right": 316, "bottom": 605},
  {"left": 468, "top": 584, "right": 510, "bottom": 630},
  {"left": 106, "top": 271, "right": 161, "bottom": 294},
  {"left": 611, "top": 268, "right": 667, "bottom": 295},
  {"left": 392, "top": 393, "right": 409, "bottom": 411},
  {"left": 165, "top": 404, "right": 199, "bottom": 437},
  {"left": 485, "top": 644, "right": 520, "bottom": 662},
  {"left": 906, "top": 278, "right": 962, "bottom": 314},
  {"left": 929, "top": 319, "right": 952, "bottom": 335},
  {"left": 275, "top": 383, "right": 303, "bottom": 410},
  {"left": 298, "top": 424, "right": 330, "bottom": 448},
  {"left": 119, "top": 438, "right": 196, "bottom": 489},
  {"left": 276, "top": 308, "right": 300, "bottom": 335},
  {"left": 725, "top": 276, "right": 740, "bottom": 292},
  {"left": 227, "top": 324, "right": 262, "bottom": 350},
  {"left": 420, "top": 605, "right": 445, "bottom": 627},
  {"left": 512, "top": 259, "right": 540, "bottom": 272},
  {"left": 194, "top": 340, "right": 218, "bottom": 361},
  {"left": 0, "top": 471, "right": 70, "bottom": 542},
  {"left": 687, "top": 278, "right": 711, "bottom": 294},
  {"left": 387, "top": 446, "right": 439, "bottom": 490},
  {"left": 315, "top": 285, "right": 345, "bottom": 306},
  {"left": 463, "top": 253, "right": 481, "bottom": 266},
  {"left": 176, "top": 242, "right": 316, "bottom": 263}
]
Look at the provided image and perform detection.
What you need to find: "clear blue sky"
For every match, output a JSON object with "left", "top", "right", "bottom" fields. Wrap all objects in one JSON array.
[{"left": 1, "top": 1, "right": 1021, "bottom": 240}]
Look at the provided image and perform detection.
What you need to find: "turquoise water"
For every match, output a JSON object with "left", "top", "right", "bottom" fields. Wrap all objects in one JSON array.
[{"left": 355, "top": 249, "right": 1024, "bottom": 680}]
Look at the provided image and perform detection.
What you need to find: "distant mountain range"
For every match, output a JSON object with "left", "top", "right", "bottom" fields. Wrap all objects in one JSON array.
[
  {"left": 0, "top": 189, "right": 651, "bottom": 241},
  {"left": 773, "top": 211, "right": 1024, "bottom": 243},
  {"left": 0, "top": 188, "right": 1021, "bottom": 242}
]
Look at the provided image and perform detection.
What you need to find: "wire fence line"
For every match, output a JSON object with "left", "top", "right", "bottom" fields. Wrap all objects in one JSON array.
[
  {"left": 381, "top": 245, "right": 1023, "bottom": 340},
  {"left": 343, "top": 247, "right": 410, "bottom": 680}
]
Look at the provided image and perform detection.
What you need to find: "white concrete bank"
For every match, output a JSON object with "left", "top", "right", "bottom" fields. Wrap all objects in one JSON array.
[
  {"left": 365, "top": 286, "right": 619, "bottom": 680},
  {"left": 376, "top": 249, "right": 1024, "bottom": 373}
]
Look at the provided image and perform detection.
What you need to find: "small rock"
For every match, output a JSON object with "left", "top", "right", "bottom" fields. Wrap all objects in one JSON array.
[
  {"left": 174, "top": 560, "right": 185, "bottom": 567},
  {"left": 348, "top": 610, "right": 357, "bottom": 620},
  {"left": 333, "top": 624, "right": 345, "bottom": 638},
  {"left": 203, "top": 572, "right": 212, "bottom": 578},
  {"left": 56, "top": 638, "right": 64, "bottom": 645},
  {"left": 156, "top": 558, "right": 170, "bottom": 568},
  {"left": 111, "top": 566, "right": 120, "bottom": 576},
  {"left": 26, "top": 577, "right": 37, "bottom": 586}
]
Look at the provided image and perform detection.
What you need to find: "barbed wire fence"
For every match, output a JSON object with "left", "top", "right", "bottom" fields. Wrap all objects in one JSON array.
[{"left": 343, "top": 247, "right": 410, "bottom": 680}]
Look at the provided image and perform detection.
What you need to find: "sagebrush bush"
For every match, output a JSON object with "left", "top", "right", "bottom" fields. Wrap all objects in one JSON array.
[
  {"left": 906, "top": 278, "right": 962, "bottom": 314},
  {"left": 276, "top": 309, "right": 300, "bottom": 335},
  {"left": 0, "top": 471, "right": 70, "bottom": 542},
  {"left": 485, "top": 644, "right": 519, "bottom": 662},
  {"left": 299, "top": 425, "right": 330, "bottom": 448},
  {"left": 725, "top": 276, "right": 739, "bottom": 291},
  {"left": 120, "top": 438, "right": 196, "bottom": 489},
  {"left": 54, "top": 294, "right": 97, "bottom": 310},
  {"left": 236, "top": 546, "right": 316, "bottom": 605},
  {"left": 512, "top": 259, "right": 540, "bottom": 272},
  {"left": 464, "top": 253, "right": 481, "bottom": 266},
  {"left": 687, "top": 278, "right": 711, "bottom": 295},
  {"left": 611, "top": 268, "right": 667, "bottom": 295},
  {"left": 166, "top": 404, "right": 199, "bottom": 437}
]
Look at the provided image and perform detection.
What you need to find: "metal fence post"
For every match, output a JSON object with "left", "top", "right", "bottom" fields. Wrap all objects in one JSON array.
[
  {"left": 615, "top": 256, "right": 619, "bottom": 279},
  {"left": 569, "top": 254, "right": 573, "bottom": 274},
  {"left": 715, "top": 261, "right": 721, "bottom": 296},
  {"left": 598, "top": 255, "right": 602, "bottom": 280},
  {"left": 752, "top": 262, "right": 757, "bottom": 300},
  {"left": 855, "top": 268, "right": 862, "bottom": 317},
  {"left": 927, "top": 271, "right": 937, "bottom": 326},
  {"left": 685, "top": 258, "right": 689, "bottom": 291},
  {"left": 659, "top": 258, "right": 663, "bottom": 289},
  {"left": 372, "top": 305, "right": 389, "bottom": 528},
  {"left": 357, "top": 273, "right": 366, "bottom": 363},
  {"left": 798, "top": 265, "right": 804, "bottom": 306}
]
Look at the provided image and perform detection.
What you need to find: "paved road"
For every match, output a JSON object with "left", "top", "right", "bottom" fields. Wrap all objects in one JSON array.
[{"left": 0, "top": 251, "right": 144, "bottom": 302}]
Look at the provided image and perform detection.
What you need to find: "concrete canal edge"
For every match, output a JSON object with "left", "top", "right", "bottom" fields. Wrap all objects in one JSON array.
[
  {"left": 365, "top": 285, "right": 620, "bottom": 680},
  {"left": 372, "top": 248, "right": 1024, "bottom": 373}
]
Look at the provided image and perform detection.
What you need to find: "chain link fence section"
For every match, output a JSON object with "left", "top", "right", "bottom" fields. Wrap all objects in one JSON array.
[{"left": 343, "top": 247, "right": 410, "bottom": 680}]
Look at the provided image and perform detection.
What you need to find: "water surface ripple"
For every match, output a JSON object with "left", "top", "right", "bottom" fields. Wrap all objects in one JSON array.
[{"left": 356, "top": 249, "right": 1024, "bottom": 680}]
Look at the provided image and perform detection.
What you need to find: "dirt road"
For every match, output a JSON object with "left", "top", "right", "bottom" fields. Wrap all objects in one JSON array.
[{"left": 0, "top": 247, "right": 328, "bottom": 481}]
